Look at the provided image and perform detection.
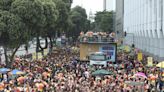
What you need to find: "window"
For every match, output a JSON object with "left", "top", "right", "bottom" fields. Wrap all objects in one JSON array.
[{"left": 90, "top": 54, "right": 106, "bottom": 61}]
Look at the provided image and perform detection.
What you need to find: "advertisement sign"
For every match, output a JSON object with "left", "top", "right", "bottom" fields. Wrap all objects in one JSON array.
[
  {"left": 137, "top": 52, "right": 143, "bottom": 61},
  {"left": 147, "top": 57, "right": 153, "bottom": 67},
  {"left": 99, "top": 44, "right": 116, "bottom": 62}
]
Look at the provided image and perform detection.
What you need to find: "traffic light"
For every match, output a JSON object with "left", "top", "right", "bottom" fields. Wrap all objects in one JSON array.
[
  {"left": 124, "top": 31, "right": 127, "bottom": 37},
  {"left": 132, "top": 44, "right": 135, "bottom": 48}
]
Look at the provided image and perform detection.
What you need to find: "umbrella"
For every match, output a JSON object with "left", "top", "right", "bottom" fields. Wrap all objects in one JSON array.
[
  {"left": 156, "top": 61, "right": 164, "bottom": 68},
  {"left": 0, "top": 68, "right": 10, "bottom": 73},
  {"left": 134, "top": 72, "right": 147, "bottom": 78},
  {"left": 125, "top": 81, "right": 144, "bottom": 86},
  {"left": 10, "top": 69, "right": 25, "bottom": 75},
  {"left": 92, "top": 69, "right": 113, "bottom": 76}
]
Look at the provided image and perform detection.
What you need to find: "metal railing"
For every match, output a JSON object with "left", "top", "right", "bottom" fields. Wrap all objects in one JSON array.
[{"left": 80, "top": 37, "right": 115, "bottom": 43}]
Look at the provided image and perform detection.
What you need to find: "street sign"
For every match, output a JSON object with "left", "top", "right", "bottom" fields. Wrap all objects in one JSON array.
[
  {"left": 147, "top": 57, "right": 153, "bottom": 67},
  {"left": 137, "top": 52, "right": 143, "bottom": 61}
]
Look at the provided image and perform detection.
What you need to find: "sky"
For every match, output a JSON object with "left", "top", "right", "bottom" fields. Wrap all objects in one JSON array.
[
  {"left": 71, "top": 0, "right": 115, "bottom": 16},
  {"left": 71, "top": 0, "right": 103, "bottom": 15}
]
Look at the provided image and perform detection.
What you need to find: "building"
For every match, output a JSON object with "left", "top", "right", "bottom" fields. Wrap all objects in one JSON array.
[
  {"left": 88, "top": 10, "right": 95, "bottom": 23},
  {"left": 103, "top": 0, "right": 115, "bottom": 11},
  {"left": 124, "top": 0, "right": 164, "bottom": 60},
  {"left": 115, "top": 0, "right": 124, "bottom": 40}
]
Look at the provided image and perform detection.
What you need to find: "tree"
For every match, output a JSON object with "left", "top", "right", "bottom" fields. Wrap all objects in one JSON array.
[
  {"left": 53, "top": 0, "right": 72, "bottom": 37},
  {"left": 70, "top": 6, "right": 88, "bottom": 38},
  {"left": 0, "top": 0, "right": 15, "bottom": 11},
  {"left": 11, "top": 0, "right": 47, "bottom": 58},
  {"left": 0, "top": 0, "right": 72, "bottom": 65},
  {"left": 90, "top": 22, "right": 96, "bottom": 31},
  {"left": 42, "top": 0, "right": 58, "bottom": 53},
  {"left": 0, "top": 10, "right": 28, "bottom": 67},
  {"left": 95, "top": 11, "right": 114, "bottom": 33}
]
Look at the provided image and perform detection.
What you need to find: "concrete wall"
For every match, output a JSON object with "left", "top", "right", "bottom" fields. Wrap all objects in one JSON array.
[
  {"left": 103, "top": 0, "right": 115, "bottom": 11},
  {"left": 124, "top": 0, "right": 164, "bottom": 60},
  {"left": 115, "top": 0, "right": 124, "bottom": 39}
]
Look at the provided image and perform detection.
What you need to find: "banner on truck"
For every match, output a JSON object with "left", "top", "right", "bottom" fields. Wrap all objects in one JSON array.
[{"left": 99, "top": 44, "right": 116, "bottom": 62}]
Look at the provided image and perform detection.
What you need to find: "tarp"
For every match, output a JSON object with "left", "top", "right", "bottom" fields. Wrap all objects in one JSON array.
[{"left": 92, "top": 69, "right": 113, "bottom": 76}]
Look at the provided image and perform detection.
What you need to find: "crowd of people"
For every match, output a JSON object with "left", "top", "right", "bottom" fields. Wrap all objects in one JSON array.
[
  {"left": 0, "top": 45, "right": 163, "bottom": 92},
  {"left": 79, "top": 32, "right": 115, "bottom": 43}
]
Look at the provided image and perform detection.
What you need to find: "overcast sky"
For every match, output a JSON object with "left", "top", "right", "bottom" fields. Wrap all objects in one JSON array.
[
  {"left": 71, "top": 0, "right": 103, "bottom": 15},
  {"left": 71, "top": 0, "right": 115, "bottom": 16}
]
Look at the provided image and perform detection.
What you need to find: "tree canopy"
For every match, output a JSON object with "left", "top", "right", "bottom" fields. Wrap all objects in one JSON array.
[
  {"left": 70, "top": 6, "right": 88, "bottom": 38},
  {"left": 0, "top": 0, "right": 60, "bottom": 66},
  {"left": 94, "top": 11, "right": 114, "bottom": 33},
  {"left": 0, "top": 0, "right": 90, "bottom": 67}
]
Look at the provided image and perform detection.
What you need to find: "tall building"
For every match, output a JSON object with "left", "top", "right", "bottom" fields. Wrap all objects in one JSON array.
[
  {"left": 124, "top": 0, "right": 164, "bottom": 60},
  {"left": 103, "top": 0, "right": 115, "bottom": 11},
  {"left": 115, "top": 0, "right": 124, "bottom": 39},
  {"left": 89, "top": 10, "right": 95, "bottom": 23}
]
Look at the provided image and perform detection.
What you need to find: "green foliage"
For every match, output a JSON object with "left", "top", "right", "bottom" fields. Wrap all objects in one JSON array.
[
  {"left": 54, "top": 0, "right": 71, "bottom": 33},
  {"left": 95, "top": 11, "right": 114, "bottom": 33},
  {"left": 90, "top": 22, "right": 96, "bottom": 31},
  {"left": 70, "top": 6, "right": 88, "bottom": 37},
  {"left": 0, "top": 0, "right": 15, "bottom": 11},
  {"left": 0, "top": 0, "right": 73, "bottom": 64},
  {"left": 0, "top": 10, "right": 29, "bottom": 67},
  {"left": 0, "top": 10, "right": 27, "bottom": 48},
  {"left": 11, "top": 0, "right": 46, "bottom": 33},
  {"left": 41, "top": 0, "right": 58, "bottom": 36}
]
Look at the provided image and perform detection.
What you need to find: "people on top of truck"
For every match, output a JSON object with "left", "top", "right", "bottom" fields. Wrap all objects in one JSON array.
[{"left": 79, "top": 31, "right": 115, "bottom": 42}]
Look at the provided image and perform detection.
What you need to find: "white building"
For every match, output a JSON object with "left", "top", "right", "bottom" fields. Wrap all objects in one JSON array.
[
  {"left": 89, "top": 10, "right": 95, "bottom": 23},
  {"left": 103, "top": 0, "right": 115, "bottom": 11},
  {"left": 124, "top": 0, "right": 164, "bottom": 60}
]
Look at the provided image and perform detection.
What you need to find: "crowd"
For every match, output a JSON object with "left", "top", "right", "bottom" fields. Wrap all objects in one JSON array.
[
  {"left": 79, "top": 32, "right": 115, "bottom": 43},
  {"left": 0, "top": 45, "right": 163, "bottom": 92}
]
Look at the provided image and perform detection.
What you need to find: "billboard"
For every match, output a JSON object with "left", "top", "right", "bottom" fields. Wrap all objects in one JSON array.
[{"left": 99, "top": 44, "right": 117, "bottom": 62}]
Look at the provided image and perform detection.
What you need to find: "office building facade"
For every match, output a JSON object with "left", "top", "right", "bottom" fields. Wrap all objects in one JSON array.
[
  {"left": 103, "top": 0, "right": 115, "bottom": 11},
  {"left": 124, "top": 0, "right": 164, "bottom": 59},
  {"left": 115, "top": 0, "right": 124, "bottom": 39}
]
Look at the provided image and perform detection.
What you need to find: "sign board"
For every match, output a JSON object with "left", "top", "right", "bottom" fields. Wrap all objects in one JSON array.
[
  {"left": 99, "top": 44, "right": 116, "bottom": 62},
  {"left": 44, "top": 49, "right": 48, "bottom": 55},
  {"left": 32, "top": 52, "right": 43, "bottom": 59},
  {"left": 32, "top": 52, "right": 36, "bottom": 59},
  {"left": 38, "top": 53, "right": 43, "bottom": 59},
  {"left": 147, "top": 57, "right": 153, "bottom": 67},
  {"left": 137, "top": 52, "right": 143, "bottom": 61}
]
